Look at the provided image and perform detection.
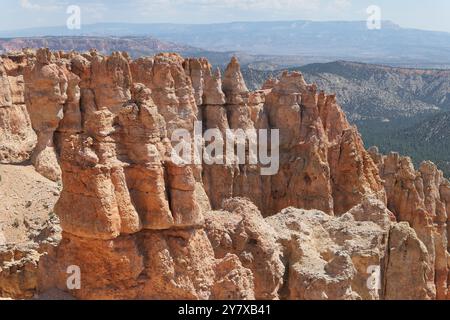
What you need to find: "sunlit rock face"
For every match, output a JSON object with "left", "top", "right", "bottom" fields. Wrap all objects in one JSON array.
[
  {"left": 0, "top": 54, "right": 36, "bottom": 164},
  {"left": 369, "top": 148, "right": 450, "bottom": 299}
]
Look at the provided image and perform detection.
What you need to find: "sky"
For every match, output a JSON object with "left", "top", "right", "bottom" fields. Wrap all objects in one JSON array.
[{"left": 1, "top": 0, "right": 450, "bottom": 33}]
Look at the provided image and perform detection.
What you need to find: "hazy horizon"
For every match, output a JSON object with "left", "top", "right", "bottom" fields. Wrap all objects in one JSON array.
[
  {"left": 3, "top": 19, "right": 449, "bottom": 34},
  {"left": 1, "top": 0, "right": 449, "bottom": 34}
]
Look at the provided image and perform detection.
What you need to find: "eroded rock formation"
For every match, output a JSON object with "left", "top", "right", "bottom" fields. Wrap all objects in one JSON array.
[
  {"left": 0, "top": 53, "right": 36, "bottom": 163},
  {"left": 369, "top": 148, "right": 450, "bottom": 299},
  {"left": 0, "top": 49, "right": 448, "bottom": 300}
]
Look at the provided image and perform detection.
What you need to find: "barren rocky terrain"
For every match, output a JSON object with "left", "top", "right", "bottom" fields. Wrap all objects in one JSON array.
[
  {"left": 0, "top": 164, "right": 61, "bottom": 298},
  {"left": 0, "top": 164, "right": 60, "bottom": 245},
  {"left": 0, "top": 48, "right": 448, "bottom": 300}
]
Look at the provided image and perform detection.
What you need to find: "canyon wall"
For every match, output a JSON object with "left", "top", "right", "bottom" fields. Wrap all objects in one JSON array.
[{"left": 0, "top": 49, "right": 448, "bottom": 300}]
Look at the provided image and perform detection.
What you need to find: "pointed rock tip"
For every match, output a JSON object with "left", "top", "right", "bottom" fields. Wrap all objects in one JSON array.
[
  {"left": 230, "top": 56, "right": 240, "bottom": 65},
  {"left": 36, "top": 48, "right": 52, "bottom": 64},
  {"left": 280, "top": 70, "right": 304, "bottom": 78},
  {"left": 214, "top": 67, "right": 222, "bottom": 78}
]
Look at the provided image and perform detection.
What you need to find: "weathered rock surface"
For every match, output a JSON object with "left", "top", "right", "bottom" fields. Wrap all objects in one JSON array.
[
  {"left": 23, "top": 49, "right": 70, "bottom": 181},
  {"left": 0, "top": 54, "right": 36, "bottom": 163},
  {"left": 204, "top": 198, "right": 284, "bottom": 300},
  {"left": 266, "top": 198, "right": 390, "bottom": 300},
  {"left": 38, "top": 229, "right": 254, "bottom": 300},
  {"left": 0, "top": 49, "right": 448, "bottom": 300},
  {"left": 0, "top": 163, "right": 61, "bottom": 299},
  {"left": 0, "top": 234, "right": 60, "bottom": 299},
  {"left": 384, "top": 222, "right": 435, "bottom": 300},
  {"left": 369, "top": 147, "right": 449, "bottom": 299},
  {"left": 0, "top": 213, "right": 60, "bottom": 299},
  {"left": 205, "top": 196, "right": 433, "bottom": 300},
  {"left": 202, "top": 65, "right": 385, "bottom": 217},
  {"left": 31, "top": 50, "right": 248, "bottom": 300}
]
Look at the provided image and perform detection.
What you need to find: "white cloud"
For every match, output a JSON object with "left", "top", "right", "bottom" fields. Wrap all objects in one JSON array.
[
  {"left": 333, "top": 0, "right": 351, "bottom": 10},
  {"left": 189, "top": 0, "right": 320, "bottom": 10},
  {"left": 81, "top": 2, "right": 108, "bottom": 20},
  {"left": 138, "top": 0, "right": 320, "bottom": 11},
  {"left": 20, "top": 0, "right": 39, "bottom": 9},
  {"left": 136, "top": 0, "right": 322, "bottom": 19},
  {"left": 19, "top": 0, "right": 65, "bottom": 11}
]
